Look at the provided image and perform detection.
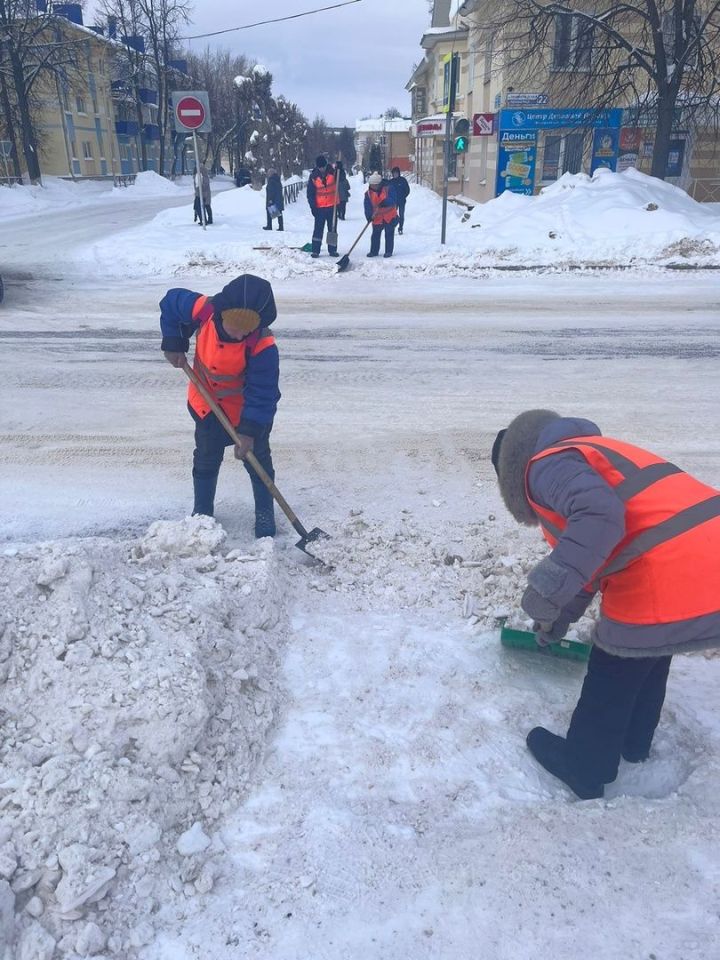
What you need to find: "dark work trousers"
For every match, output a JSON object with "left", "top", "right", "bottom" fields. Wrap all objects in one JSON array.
[
  {"left": 369, "top": 222, "right": 396, "bottom": 257},
  {"left": 191, "top": 411, "right": 275, "bottom": 532},
  {"left": 398, "top": 200, "right": 406, "bottom": 232},
  {"left": 194, "top": 196, "right": 212, "bottom": 224},
  {"left": 265, "top": 209, "right": 284, "bottom": 230},
  {"left": 312, "top": 207, "right": 338, "bottom": 256},
  {"left": 565, "top": 645, "right": 672, "bottom": 785}
]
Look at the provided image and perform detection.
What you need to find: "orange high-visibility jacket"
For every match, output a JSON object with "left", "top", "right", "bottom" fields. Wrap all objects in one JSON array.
[
  {"left": 368, "top": 186, "right": 398, "bottom": 225},
  {"left": 187, "top": 297, "right": 276, "bottom": 424},
  {"left": 311, "top": 170, "right": 338, "bottom": 208},
  {"left": 526, "top": 436, "right": 720, "bottom": 624}
]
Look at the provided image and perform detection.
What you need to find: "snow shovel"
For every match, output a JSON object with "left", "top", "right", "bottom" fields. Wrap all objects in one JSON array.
[
  {"left": 181, "top": 360, "right": 330, "bottom": 560},
  {"left": 498, "top": 618, "right": 590, "bottom": 662},
  {"left": 336, "top": 218, "right": 373, "bottom": 272},
  {"left": 326, "top": 165, "right": 342, "bottom": 250}
]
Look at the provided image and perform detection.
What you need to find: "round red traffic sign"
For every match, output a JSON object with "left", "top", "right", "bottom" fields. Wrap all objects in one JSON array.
[{"left": 176, "top": 95, "right": 206, "bottom": 130}]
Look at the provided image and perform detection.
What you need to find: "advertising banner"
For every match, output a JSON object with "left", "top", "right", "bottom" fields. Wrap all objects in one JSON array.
[
  {"left": 666, "top": 137, "right": 687, "bottom": 177},
  {"left": 498, "top": 108, "right": 623, "bottom": 132},
  {"left": 496, "top": 130, "right": 538, "bottom": 196},
  {"left": 618, "top": 127, "right": 642, "bottom": 172},
  {"left": 472, "top": 113, "right": 496, "bottom": 136},
  {"left": 590, "top": 127, "right": 619, "bottom": 173}
]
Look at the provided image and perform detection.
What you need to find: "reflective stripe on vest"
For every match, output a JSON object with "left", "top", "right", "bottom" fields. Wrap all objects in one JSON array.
[
  {"left": 313, "top": 172, "right": 337, "bottom": 208},
  {"left": 188, "top": 321, "right": 248, "bottom": 422},
  {"left": 369, "top": 187, "right": 397, "bottom": 224},
  {"left": 527, "top": 436, "right": 720, "bottom": 624}
]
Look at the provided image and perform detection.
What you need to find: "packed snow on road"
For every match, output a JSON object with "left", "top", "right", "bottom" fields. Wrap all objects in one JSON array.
[{"left": 0, "top": 173, "right": 719, "bottom": 960}]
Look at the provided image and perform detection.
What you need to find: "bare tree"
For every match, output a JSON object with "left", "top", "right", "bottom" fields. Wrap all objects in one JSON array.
[
  {"left": 136, "top": 0, "right": 192, "bottom": 175},
  {"left": 0, "top": 0, "right": 84, "bottom": 182},
  {"left": 471, "top": 0, "right": 720, "bottom": 178}
]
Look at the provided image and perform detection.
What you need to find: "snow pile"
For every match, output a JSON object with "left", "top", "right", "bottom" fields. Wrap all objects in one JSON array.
[
  {"left": 1, "top": 177, "right": 114, "bottom": 221},
  {"left": 73, "top": 168, "right": 720, "bottom": 281},
  {"left": 114, "top": 170, "right": 184, "bottom": 198},
  {"left": 0, "top": 518, "right": 286, "bottom": 958},
  {"left": 465, "top": 167, "right": 720, "bottom": 265}
]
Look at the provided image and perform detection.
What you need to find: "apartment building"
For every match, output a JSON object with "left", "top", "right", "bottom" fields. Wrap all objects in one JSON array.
[
  {"left": 408, "top": 0, "right": 720, "bottom": 203},
  {"left": 3, "top": 3, "right": 167, "bottom": 181},
  {"left": 354, "top": 118, "right": 413, "bottom": 173}
]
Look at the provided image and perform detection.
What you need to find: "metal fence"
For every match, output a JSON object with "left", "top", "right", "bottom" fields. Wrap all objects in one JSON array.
[
  {"left": 283, "top": 179, "right": 305, "bottom": 204},
  {"left": 689, "top": 178, "right": 720, "bottom": 203}
]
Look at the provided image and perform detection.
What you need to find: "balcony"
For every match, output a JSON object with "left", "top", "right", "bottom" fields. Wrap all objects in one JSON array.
[
  {"left": 143, "top": 124, "right": 161, "bottom": 141},
  {"left": 115, "top": 120, "right": 139, "bottom": 136},
  {"left": 139, "top": 88, "right": 158, "bottom": 106}
]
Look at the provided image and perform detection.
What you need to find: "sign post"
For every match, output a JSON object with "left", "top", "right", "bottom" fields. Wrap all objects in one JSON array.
[
  {"left": 441, "top": 53, "right": 459, "bottom": 246},
  {"left": 171, "top": 91, "right": 212, "bottom": 230}
]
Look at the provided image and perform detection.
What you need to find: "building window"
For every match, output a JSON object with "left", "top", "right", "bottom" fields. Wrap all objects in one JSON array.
[
  {"left": 76, "top": 95, "right": 87, "bottom": 114},
  {"left": 92, "top": 97, "right": 99, "bottom": 114},
  {"left": 552, "top": 15, "right": 593, "bottom": 71},
  {"left": 83, "top": 141, "right": 93, "bottom": 160},
  {"left": 70, "top": 141, "right": 78, "bottom": 160}
]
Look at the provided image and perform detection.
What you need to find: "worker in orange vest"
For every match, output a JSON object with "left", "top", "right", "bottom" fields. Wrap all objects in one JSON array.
[
  {"left": 364, "top": 173, "right": 399, "bottom": 258},
  {"left": 160, "top": 275, "right": 280, "bottom": 538},
  {"left": 492, "top": 409, "right": 720, "bottom": 799},
  {"left": 307, "top": 155, "right": 339, "bottom": 258}
]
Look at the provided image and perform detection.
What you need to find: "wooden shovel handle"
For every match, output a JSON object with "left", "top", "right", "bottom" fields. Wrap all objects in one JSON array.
[{"left": 181, "top": 360, "right": 307, "bottom": 535}]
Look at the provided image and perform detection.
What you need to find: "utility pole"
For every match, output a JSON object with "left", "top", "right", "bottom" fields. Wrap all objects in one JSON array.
[{"left": 440, "top": 53, "right": 458, "bottom": 245}]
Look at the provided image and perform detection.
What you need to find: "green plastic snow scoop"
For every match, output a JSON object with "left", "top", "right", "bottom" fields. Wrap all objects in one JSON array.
[
  {"left": 499, "top": 618, "right": 590, "bottom": 663},
  {"left": 300, "top": 242, "right": 313, "bottom": 253}
]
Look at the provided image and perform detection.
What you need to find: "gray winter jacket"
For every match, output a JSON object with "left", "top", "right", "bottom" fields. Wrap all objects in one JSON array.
[{"left": 497, "top": 412, "right": 720, "bottom": 658}]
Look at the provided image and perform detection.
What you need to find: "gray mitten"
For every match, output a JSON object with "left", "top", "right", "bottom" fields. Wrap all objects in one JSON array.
[{"left": 520, "top": 585, "right": 562, "bottom": 625}]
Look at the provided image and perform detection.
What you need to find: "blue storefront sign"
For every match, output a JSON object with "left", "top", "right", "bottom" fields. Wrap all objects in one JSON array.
[
  {"left": 665, "top": 137, "right": 687, "bottom": 177},
  {"left": 498, "top": 108, "right": 623, "bottom": 132},
  {"left": 496, "top": 130, "right": 538, "bottom": 196},
  {"left": 590, "top": 127, "right": 620, "bottom": 173}
]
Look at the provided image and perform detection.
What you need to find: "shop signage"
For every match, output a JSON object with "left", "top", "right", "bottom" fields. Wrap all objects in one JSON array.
[
  {"left": 473, "top": 113, "right": 496, "bottom": 136},
  {"left": 496, "top": 130, "right": 537, "bottom": 196}
]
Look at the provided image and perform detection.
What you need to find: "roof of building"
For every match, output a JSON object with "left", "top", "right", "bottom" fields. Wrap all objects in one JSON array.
[{"left": 355, "top": 118, "right": 412, "bottom": 134}]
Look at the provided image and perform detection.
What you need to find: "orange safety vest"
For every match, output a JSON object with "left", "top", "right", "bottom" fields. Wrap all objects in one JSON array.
[
  {"left": 526, "top": 436, "right": 720, "bottom": 625},
  {"left": 312, "top": 170, "right": 338, "bottom": 208},
  {"left": 187, "top": 297, "right": 276, "bottom": 424},
  {"left": 368, "top": 186, "right": 397, "bottom": 225}
]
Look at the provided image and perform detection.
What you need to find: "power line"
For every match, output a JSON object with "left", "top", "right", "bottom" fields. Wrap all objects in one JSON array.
[{"left": 179, "top": 0, "right": 362, "bottom": 41}]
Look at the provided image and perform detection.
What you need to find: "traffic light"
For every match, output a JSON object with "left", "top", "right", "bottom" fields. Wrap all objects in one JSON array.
[{"left": 454, "top": 117, "right": 470, "bottom": 153}]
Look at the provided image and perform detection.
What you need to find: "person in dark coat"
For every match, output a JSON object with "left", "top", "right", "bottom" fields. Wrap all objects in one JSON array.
[
  {"left": 235, "top": 166, "right": 252, "bottom": 188},
  {"left": 336, "top": 161, "right": 350, "bottom": 220},
  {"left": 492, "top": 410, "right": 720, "bottom": 800},
  {"left": 160, "top": 275, "right": 281, "bottom": 539},
  {"left": 263, "top": 168, "right": 284, "bottom": 231},
  {"left": 193, "top": 165, "right": 212, "bottom": 224},
  {"left": 364, "top": 173, "right": 398, "bottom": 258},
  {"left": 306, "top": 156, "right": 339, "bottom": 258},
  {"left": 391, "top": 167, "right": 410, "bottom": 234}
]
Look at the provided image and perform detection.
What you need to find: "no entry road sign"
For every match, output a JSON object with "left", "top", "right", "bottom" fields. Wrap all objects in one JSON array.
[
  {"left": 171, "top": 91, "right": 212, "bottom": 134},
  {"left": 177, "top": 96, "right": 204, "bottom": 129}
]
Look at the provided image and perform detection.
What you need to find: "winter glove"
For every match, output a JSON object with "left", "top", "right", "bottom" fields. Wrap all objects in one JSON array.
[
  {"left": 164, "top": 351, "right": 186, "bottom": 368},
  {"left": 234, "top": 435, "right": 254, "bottom": 460},
  {"left": 521, "top": 585, "right": 562, "bottom": 626},
  {"left": 532, "top": 616, "right": 571, "bottom": 647}
]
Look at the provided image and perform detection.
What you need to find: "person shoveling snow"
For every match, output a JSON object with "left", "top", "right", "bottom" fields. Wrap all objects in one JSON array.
[
  {"left": 492, "top": 409, "right": 720, "bottom": 800},
  {"left": 160, "top": 274, "right": 280, "bottom": 538}
]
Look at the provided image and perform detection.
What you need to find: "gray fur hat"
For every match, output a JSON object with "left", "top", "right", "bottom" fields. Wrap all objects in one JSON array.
[{"left": 493, "top": 409, "right": 560, "bottom": 525}]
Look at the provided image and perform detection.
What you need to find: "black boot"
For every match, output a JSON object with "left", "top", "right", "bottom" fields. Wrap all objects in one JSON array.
[
  {"left": 192, "top": 473, "right": 218, "bottom": 517},
  {"left": 526, "top": 727, "right": 604, "bottom": 800}
]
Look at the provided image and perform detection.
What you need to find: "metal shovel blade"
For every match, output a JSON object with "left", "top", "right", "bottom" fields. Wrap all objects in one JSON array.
[
  {"left": 336, "top": 254, "right": 351, "bottom": 272},
  {"left": 296, "top": 526, "right": 331, "bottom": 562}
]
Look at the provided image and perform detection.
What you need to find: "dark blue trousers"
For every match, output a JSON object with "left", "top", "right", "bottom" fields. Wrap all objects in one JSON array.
[
  {"left": 192, "top": 411, "right": 275, "bottom": 536},
  {"left": 566, "top": 645, "right": 672, "bottom": 784},
  {"left": 312, "top": 208, "right": 337, "bottom": 255}
]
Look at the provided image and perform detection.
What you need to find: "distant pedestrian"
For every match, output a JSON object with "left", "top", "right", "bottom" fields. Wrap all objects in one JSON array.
[
  {"left": 193, "top": 164, "right": 212, "bottom": 225},
  {"left": 235, "top": 166, "right": 252, "bottom": 188},
  {"left": 336, "top": 161, "right": 350, "bottom": 220},
  {"left": 263, "top": 168, "right": 284, "bottom": 231},
  {"left": 307, "top": 156, "right": 339, "bottom": 258},
  {"left": 364, "top": 172, "right": 398, "bottom": 259},
  {"left": 391, "top": 167, "right": 410, "bottom": 235}
]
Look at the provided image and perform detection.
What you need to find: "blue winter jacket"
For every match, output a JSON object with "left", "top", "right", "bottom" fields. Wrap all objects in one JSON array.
[{"left": 159, "top": 275, "right": 280, "bottom": 436}]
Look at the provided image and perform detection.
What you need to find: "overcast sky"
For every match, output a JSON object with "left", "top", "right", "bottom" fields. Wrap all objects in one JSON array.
[{"left": 87, "top": 0, "right": 431, "bottom": 127}]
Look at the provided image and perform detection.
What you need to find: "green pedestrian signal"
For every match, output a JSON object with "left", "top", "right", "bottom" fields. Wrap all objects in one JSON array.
[{"left": 454, "top": 135, "right": 468, "bottom": 152}]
